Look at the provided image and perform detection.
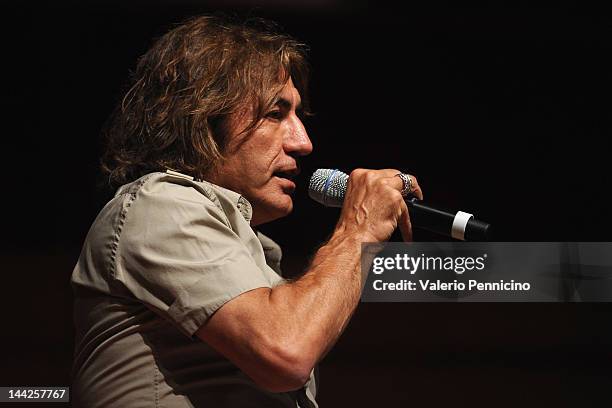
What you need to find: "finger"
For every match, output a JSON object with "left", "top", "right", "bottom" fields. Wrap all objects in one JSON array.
[
  {"left": 398, "top": 200, "right": 413, "bottom": 242},
  {"left": 378, "top": 169, "right": 409, "bottom": 192},
  {"left": 379, "top": 168, "right": 405, "bottom": 177},
  {"left": 382, "top": 171, "right": 423, "bottom": 201},
  {"left": 383, "top": 174, "right": 405, "bottom": 192},
  {"left": 408, "top": 175, "right": 424, "bottom": 200}
]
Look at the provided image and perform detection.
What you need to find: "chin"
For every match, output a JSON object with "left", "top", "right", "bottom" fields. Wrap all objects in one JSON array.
[{"left": 251, "top": 195, "right": 294, "bottom": 226}]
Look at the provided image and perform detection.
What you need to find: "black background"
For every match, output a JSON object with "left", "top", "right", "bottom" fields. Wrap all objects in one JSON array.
[{"left": 3, "top": 1, "right": 612, "bottom": 406}]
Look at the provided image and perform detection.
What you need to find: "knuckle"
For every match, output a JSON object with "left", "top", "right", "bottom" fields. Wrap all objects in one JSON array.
[
  {"left": 389, "top": 189, "right": 404, "bottom": 204},
  {"left": 364, "top": 171, "right": 377, "bottom": 183},
  {"left": 350, "top": 168, "right": 366, "bottom": 179}
]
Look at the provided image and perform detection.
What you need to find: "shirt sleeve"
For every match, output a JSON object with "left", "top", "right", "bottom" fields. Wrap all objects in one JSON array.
[{"left": 114, "top": 179, "right": 272, "bottom": 337}]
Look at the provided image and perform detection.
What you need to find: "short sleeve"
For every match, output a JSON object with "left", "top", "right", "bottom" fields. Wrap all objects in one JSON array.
[{"left": 114, "top": 179, "right": 271, "bottom": 337}]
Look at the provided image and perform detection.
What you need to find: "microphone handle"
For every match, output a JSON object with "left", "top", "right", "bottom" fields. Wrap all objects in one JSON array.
[{"left": 406, "top": 198, "right": 492, "bottom": 241}]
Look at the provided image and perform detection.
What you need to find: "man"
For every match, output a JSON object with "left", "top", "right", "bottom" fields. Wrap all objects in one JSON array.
[{"left": 71, "top": 15, "right": 422, "bottom": 407}]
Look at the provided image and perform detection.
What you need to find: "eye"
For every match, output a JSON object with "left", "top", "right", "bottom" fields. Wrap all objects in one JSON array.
[{"left": 265, "top": 110, "right": 283, "bottom": 120}]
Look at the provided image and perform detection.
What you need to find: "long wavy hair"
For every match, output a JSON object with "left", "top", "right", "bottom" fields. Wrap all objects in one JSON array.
[{"left": 101, "top": 15, "right": 310, "bottom": 187}]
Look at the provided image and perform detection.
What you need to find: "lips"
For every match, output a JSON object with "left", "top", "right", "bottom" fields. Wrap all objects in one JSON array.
[
  {"left": 273, "top": 167, "right": 299, "bottom": 194},
  {"left": 272, "top": 167, "right": 300, "bottom": 181},
  {"left": 273, "top": 171, "right": 297, "bottom": 181}
]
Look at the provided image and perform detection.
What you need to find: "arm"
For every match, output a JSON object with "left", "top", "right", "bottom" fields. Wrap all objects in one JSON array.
[{"left": 196, "top": 169, "right": 423, "bottom": 392}]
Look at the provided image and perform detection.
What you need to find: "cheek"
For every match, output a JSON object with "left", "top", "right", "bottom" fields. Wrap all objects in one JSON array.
[
  {"left": 231, "top": 126, "right": 285, "bottom": 180},
  {"left": 254, "top": 134, "right": 284, "bottom": 167}
]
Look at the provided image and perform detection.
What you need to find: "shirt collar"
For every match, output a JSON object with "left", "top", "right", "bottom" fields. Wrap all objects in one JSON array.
[
  {"left": 164, "top": 169, "right": 254, "bottom": 223},
  {"left": 213, "top": 185, "right": 253, "bottom": 223}
]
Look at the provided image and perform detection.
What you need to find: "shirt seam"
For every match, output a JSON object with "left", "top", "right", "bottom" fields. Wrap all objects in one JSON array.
[
  {"left": 108, "top": 175, "right": 153, "bottom": 280},
  {"left": 154, "top": 360, "right": 160, "bottom": 408}
]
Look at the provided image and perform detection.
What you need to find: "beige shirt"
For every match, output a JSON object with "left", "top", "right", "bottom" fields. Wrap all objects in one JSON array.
[{"left": 71, "top": 171, "right": 317, "bottom": 407}]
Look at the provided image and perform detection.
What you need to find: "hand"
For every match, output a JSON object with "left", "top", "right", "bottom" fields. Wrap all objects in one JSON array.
[{"left": 334, "top": 169, "right": 423, "bottom": 242}]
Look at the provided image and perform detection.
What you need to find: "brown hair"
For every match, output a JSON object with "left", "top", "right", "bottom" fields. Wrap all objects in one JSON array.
[{"left": 101, "top": 15, "right": 309, "bottom": 187}]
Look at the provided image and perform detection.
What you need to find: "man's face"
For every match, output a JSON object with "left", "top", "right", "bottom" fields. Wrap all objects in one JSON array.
[{"left": 210, "top": 78, "right": 313, "bottom": 226}]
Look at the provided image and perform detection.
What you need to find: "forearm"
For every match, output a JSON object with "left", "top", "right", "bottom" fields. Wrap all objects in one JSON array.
[
  {"left": 268, "top": 229, "right": 369, "bottom": 364},
  {"left": 197, "top": 229, "right": 370, "bottom": 392}
]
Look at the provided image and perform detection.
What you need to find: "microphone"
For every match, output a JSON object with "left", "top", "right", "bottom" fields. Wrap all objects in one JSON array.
[{"left": 308, "top": 169, "right": 492, "bottom": 241}]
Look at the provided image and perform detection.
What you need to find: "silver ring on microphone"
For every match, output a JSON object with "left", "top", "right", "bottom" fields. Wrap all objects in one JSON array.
[{"left": 395, "top": 173, "right": 413, "bottom": 197}]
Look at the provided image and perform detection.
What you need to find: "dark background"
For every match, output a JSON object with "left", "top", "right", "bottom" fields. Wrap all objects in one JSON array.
[{"left": 3, "top": 1, "right": 612, "bottom": 406}]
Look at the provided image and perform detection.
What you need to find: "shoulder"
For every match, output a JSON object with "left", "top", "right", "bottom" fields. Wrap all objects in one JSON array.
[
  {"left": 125, "top": 171, "right": 219, "bottom": 205},
  {"left": 119, "top": 171, "right": 230, "bottom": 225}
]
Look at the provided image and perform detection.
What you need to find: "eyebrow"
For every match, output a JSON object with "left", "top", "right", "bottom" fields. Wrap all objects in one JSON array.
[{"left": 275, "top": 97, "right": 303, "bottom": 112}]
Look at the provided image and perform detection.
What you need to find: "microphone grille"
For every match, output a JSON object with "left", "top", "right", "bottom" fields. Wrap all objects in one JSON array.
[{"left": 308, "top": 169, "right": 349, "bottom": 207}]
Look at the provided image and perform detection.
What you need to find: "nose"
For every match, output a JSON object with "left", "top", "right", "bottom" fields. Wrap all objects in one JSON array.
[{"left": 283, "top": 114, "right": 313, "bottom": 157}]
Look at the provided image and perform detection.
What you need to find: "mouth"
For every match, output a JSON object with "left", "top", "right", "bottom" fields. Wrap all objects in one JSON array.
[
  {"left": 273, "top": 168, "right": 299, "bottom": 193},
  {"left": 272, "top": 168, "right": 300, "bottom": 182},
  {"left": 273, "top": 172, "right": 296, "bottom": 182}
]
